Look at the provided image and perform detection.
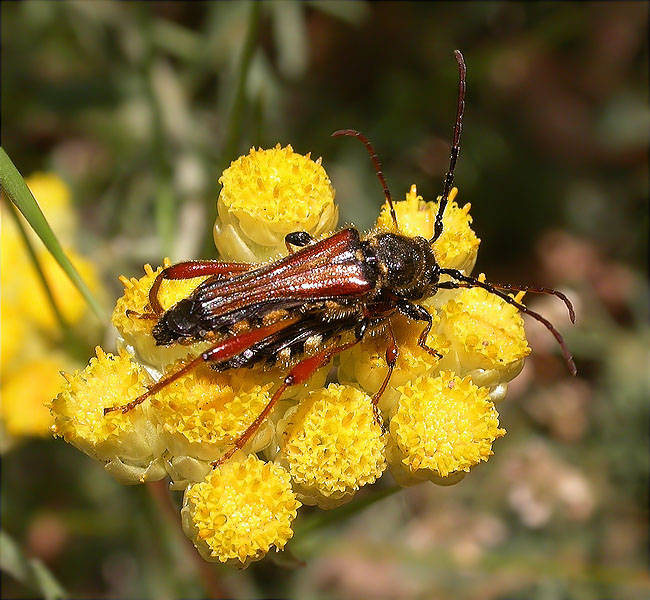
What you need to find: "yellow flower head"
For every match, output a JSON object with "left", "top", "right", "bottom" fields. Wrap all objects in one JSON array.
[
  {"left": 1, "top": 209, "right": 100, "bottom": 334},
  {"left": 149, "top": 361, "right": 275, "bottom": 464},
  {"left": 376, "top": 185, "right": 480, "bottom": 273},
  {"left": 2, "top": 173, "right": 101, "bottom": 343},
  {"left": 338, "top": 314, "right": 450, "bottom": 416},
  {"left": 214, "top": 144, "right": 338, "bottom": 261},
  {"left": 275, "top": 384, "right": 386, "bottom": 508},
  {"left": 181, "top": 455, "right": 301, "bottom": 565},
  {"left": 0, "top": 302, "right": 26, "bottom": 371},
  {"left": 440, "top": 275, "right": 530, "bottom": 383},
  {"left": 21, "top": 247, "right": 101, "bottom": 332},
  {"left": 25, "top": 172, "right": 76, "bottom": 239},
  {"left": 389, "top": 371, "right": 505, "bottom": 484},
  {"left": 50, "top": 347, "right": 162, "bottom": 475},
  {"left": 112, "top": 261, "right": 211, "bottom": 368},
  {"left": 1, "top": 356, "right": 68, "bottom": 438}
]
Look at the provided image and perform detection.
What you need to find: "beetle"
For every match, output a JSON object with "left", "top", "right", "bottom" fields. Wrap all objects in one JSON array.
[{"left": 105, "top": 50, "right": 576, "bottom": 467}]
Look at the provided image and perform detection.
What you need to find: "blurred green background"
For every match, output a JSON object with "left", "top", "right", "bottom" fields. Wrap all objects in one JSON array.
[{"left": 1, "top": 1, "right": 648, "bottom": 599}]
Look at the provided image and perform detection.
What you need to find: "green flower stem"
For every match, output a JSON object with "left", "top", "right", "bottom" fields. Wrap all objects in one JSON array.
[
  {"left": 292, "top": 485, "right": 401, "bottom": 543},
  {"left": 137, "top": 6, "right": 175, "bottom": 256},
  {"left": 202, "top": 1, "right": 260, "bottom": 256},
  {"left": 0, "top": 147, "right": 106, "bottom": 322},
  {"left": 221, "top": 2, "right": 261, "bottom": 160},
  {"left": 146, "top": 481, "right": 228, "bottom": 598},
  {"left": 4, "top": 198, "right": 69, "bottom": 334}
]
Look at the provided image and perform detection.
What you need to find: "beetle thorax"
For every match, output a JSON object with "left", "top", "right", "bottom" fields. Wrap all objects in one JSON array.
[{"left": 370, "top": 232, "right": 439, "bottom": 300}]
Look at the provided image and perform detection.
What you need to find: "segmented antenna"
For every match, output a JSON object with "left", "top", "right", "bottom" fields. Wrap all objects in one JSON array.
[
  {"left": 439, "top": 268, "right": 577, "bottom": 376},
  {"left": 431, "top": 49, "right": 466, "bottom": 244},
  {"left": 332, "top": 129, "right": 398, "bottom": 230}
]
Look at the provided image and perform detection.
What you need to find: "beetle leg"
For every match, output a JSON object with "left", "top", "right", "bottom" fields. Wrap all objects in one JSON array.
[
  {"left": 370, "top": 320, "right": 397, "bottom": 431},
  {"left": 211, "top": 338, "right": 359, "bottom": 468},
  {"left": 396, "top": 301, "right": 442, "bottom": 359},
  {"left": 354, "top": 317, "right": 369, "bottom": 340},
  {"left": 149, "top": 260, "right": 251, "bottom": 315},
  {"left": 285, "top": 231, "right": 314, "bottom": 254},
  {"left": 103, "top": 318, "right": 300, "bottom": 415},
  {"left": 125, "top": 309, "right": 158, "bottom": 321}
]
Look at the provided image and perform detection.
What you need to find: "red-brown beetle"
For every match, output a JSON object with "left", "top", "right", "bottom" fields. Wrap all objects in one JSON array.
[{"left": 105, "top": 51, "right": 576, "bottom": 467}]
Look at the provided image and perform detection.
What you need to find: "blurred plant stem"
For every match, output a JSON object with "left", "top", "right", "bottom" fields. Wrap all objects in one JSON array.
[
  {"left": 4, "top": 198, "right": 69, "bottom": 334},
  {"left": 146, "top": 481, "right": 229, "bottom": 599},
  {"left": 0, "top": 530, "right": 67, "bottom": 600},
  {"left": 220, "top": 1, "right": 261, "bottom": 174},
  {"left": 202, "top": 1, "right": 261, "bottom": 257},
  {"left": 292, "top": 485, "right": 401, "bottom": 548},
  {"left": 0, "top": 148, "right": 106, "bottom": 323},
  {"left": 137, "top": 7, "right": 176, "bottom": 257}
]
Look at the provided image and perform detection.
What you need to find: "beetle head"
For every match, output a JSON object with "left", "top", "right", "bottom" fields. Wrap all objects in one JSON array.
[{"left": 152, "top": 298, "right": 201, "bottom": 345}]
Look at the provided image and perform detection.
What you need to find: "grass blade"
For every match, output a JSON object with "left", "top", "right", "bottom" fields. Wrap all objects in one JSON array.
[
  {"left": 0, "top": 147, "right": 106, "bottom": 322},
  {"left": 4, "top": 198, "right": 69, "bottom": 333},
  {"left": 0, "top": 529, "right": 67, "bottom": 600}
]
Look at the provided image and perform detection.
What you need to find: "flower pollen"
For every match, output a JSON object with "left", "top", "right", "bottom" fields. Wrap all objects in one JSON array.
[
  {"left": 182, "top": 455, "right": 300, "bottom": 564},
  {"left": 50, "top": 347, "right": 152, "bottom": 457},
  {"left": 441, "top": 274, "right": 531, "bottom": 372},
  {"left": 214, "top": 144, "right": 338, "bottom": 261},
  {"left": 390, "top": 371, "right": 505, "bottom": 478},
  {"left": 150, "top": 362, "right": 275, "bottom": 461},
  {"left": 276, "top": 384, "right": 386, "bottom": 507}
]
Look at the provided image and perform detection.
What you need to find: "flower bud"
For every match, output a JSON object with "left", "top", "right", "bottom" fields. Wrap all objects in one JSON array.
[
  {"left": 181, "top": 455, "right": 300, "bottom": 565},
  {"left": 214, "top": 145, "right": 338, "bottom": 262},
  {"left": 25, "top": 172, "right": 77, "bottom": 240},
  {"left": 376, "top": 185, "right": 480, "bottom": 273},
  {"left": 273, "top": 384, "right": 386, "bottom": 509},
  {"left": 148, "top": 361, "right": 276, "bottom": 474},
  {"left": 388, "top": 371, "right": 505, "bottom": 486},
  {"left": 438, "top": 276, "right": 530, "bottom": 385},
  {"left": 50, "top": 347, "right": 165, "bottom": 484},
  {"left": 1, "top": 356, "right": 70, "bottom": 439}
]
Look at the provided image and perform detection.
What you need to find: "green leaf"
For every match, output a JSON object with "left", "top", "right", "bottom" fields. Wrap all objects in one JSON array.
[
  {"left": 0, "top": 147, "right": 106, "bottom": 322},
  {"left": 270, "top": 2, "right": 308, "bottom": 78},
  {"left": 0, "top": 530, "right": 67, "bottom": 600}
]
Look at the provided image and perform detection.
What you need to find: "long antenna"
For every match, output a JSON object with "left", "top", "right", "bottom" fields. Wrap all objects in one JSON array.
[
  {"left": 431, "top": 49, "right": 466, "bottom": 244},
  {"left": 439, "top": 268, "right": 577, "bottom": 376},
  {"left": 332, "top": 129, "right": 398, "bottom": 229}
]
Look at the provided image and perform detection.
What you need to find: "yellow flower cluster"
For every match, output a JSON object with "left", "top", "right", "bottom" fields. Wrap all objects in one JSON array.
[
  {"left": 51, "top": 145, "right": 531, "bottom": 565},
  {"left": 1, "top": 173, "right": 102, "bottom": 445}
]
